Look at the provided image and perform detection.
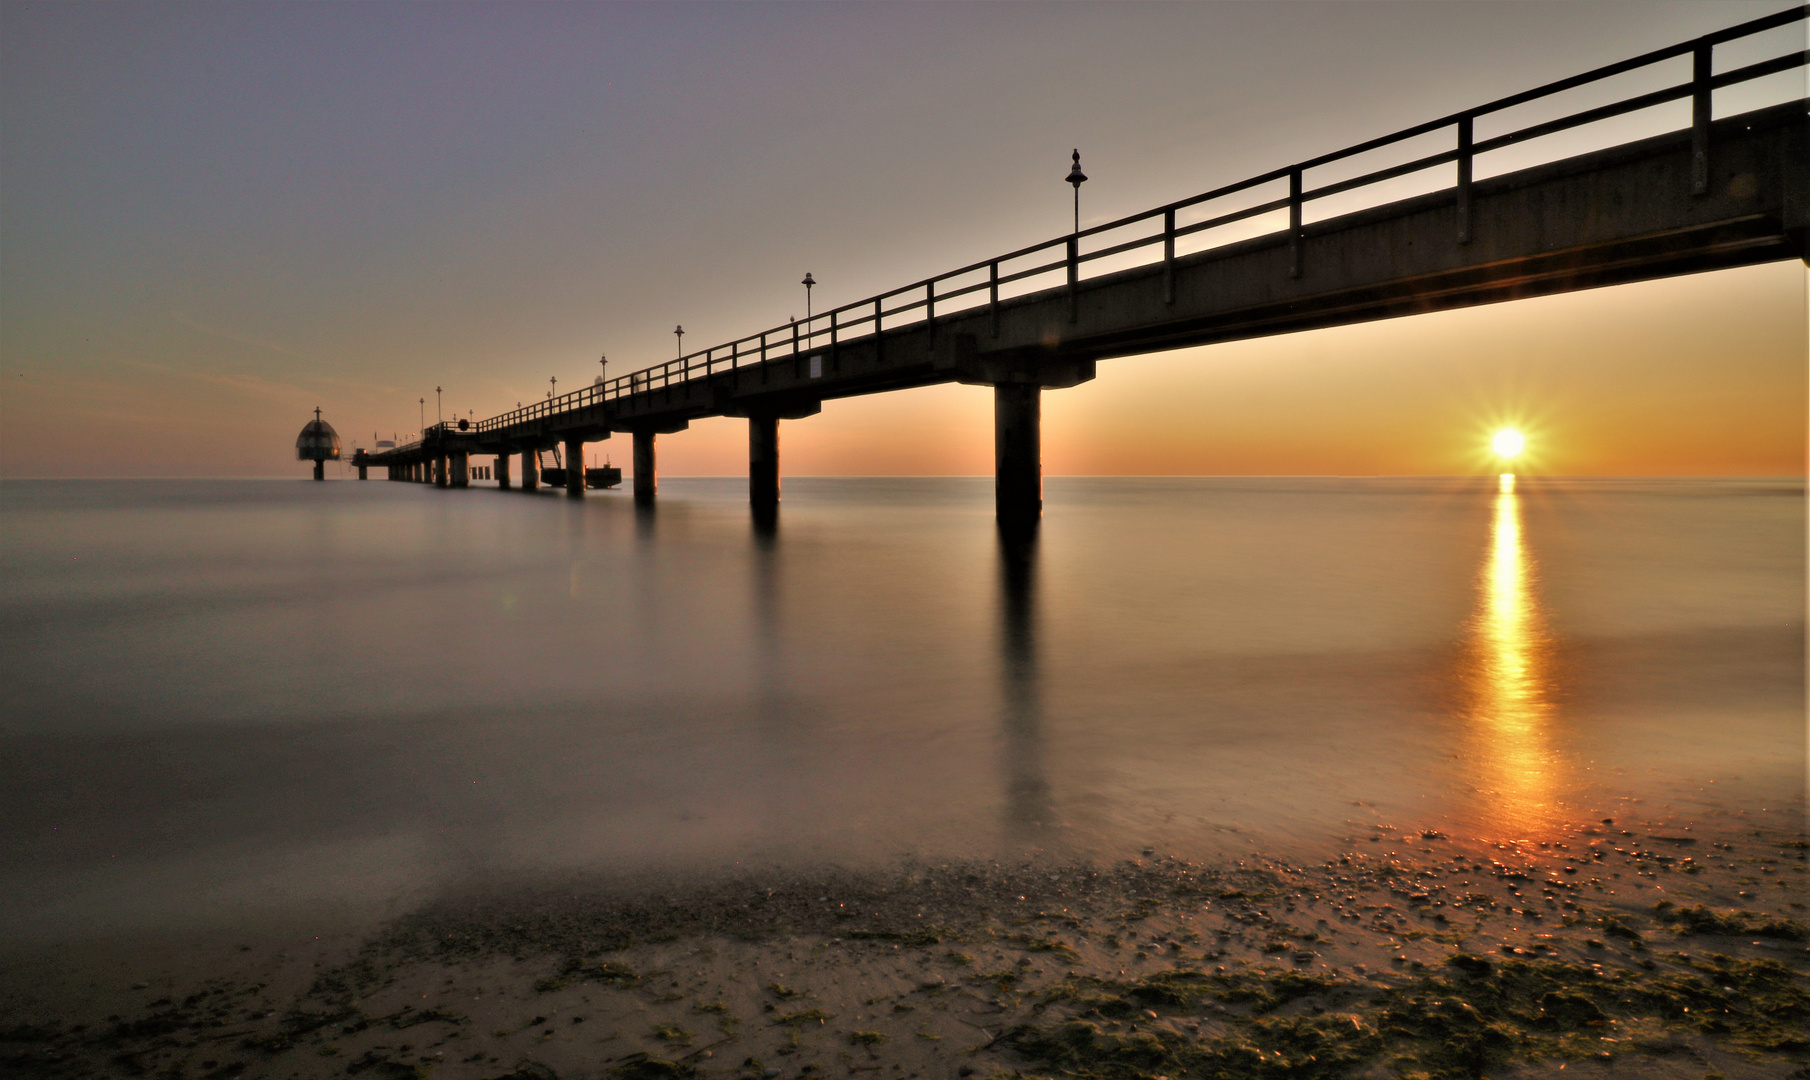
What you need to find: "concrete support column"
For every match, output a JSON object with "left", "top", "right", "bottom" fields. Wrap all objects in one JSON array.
[
  {"left": 633, "top": 429, "right": 656, "bottom": 504},
  {"left": 521, "top": 447, "right": 539, "bottom": 491},
  {"left": 994, "top": 383, "right": 1041, "bottom": 533},
  {"left": 357, "top": 464, "right": 367, "bottom": 480},
  {"left": 749, "top": 415, "right": 780, "bottom": 518},
  {"left": 313, "top": 460, "right": 325, "bottom": 481},
  {"left": 435, "top": 455, "right": 448, "bottom": 488},
  {"left": 495, "top": 452, "right": 511, "bottom": 490},
  {"left": 565, "top": 436, "right": 585, "bottom": 497},
  {"left": 451, "top": 451, "right": 468, "bottom": 489}
]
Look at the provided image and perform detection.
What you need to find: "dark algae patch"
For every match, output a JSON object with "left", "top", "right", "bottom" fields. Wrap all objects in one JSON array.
[
  {"left": 1664, "top": 902, "right": 1809, "bottom": 941},
  {"left": 1005, "top": 950, "right": 1810, "bottom": 1079}
]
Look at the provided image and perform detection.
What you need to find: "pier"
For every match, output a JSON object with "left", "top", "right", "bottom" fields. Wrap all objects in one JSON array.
[{"left": 357, "top": 9, "right": 1807, "bottom": 531}]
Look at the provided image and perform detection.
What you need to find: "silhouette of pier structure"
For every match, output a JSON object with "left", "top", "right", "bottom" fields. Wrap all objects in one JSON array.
[{"left": 355, "top": 8, "right": 1807, "bottom": 531}]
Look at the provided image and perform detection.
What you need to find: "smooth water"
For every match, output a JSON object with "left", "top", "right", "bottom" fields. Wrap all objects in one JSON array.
[{"left": 0, "top": 476, "right": 1802, "bottom": 941}]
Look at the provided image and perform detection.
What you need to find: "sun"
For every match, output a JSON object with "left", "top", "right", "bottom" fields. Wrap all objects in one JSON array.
[{"left": 1491, "top": 428, "right": 1526, "bottom": 460}]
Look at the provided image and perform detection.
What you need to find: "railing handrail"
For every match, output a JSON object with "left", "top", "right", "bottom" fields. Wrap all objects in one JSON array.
[{"left": 443, "top": 4, "right": 1803, "bottom": 438}]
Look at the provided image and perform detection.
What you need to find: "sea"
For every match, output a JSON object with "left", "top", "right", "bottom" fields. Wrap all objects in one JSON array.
[{"left": 0, "top": 475, "right": 1802, "bottom": 944}]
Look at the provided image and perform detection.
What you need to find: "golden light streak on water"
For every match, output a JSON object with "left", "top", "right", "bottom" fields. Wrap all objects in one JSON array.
[{"left": 1461, "top": 477, "right": 1565, "bottom": 840}]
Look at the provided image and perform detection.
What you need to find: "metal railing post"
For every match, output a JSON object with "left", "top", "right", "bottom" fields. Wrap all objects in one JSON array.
[
  {"left": 1288, "top": 167, "right": 1304, "bottom": 279},
  {"left": 925, "top": 281, "right": 935, "bottom": 345},
  {"left": 1067, "top": 235, "right": 1079, "bottom": 323},
  {"left": 830, "top": 309, "right": 839, "bottom": 372},
  {"left": 1163, "top": 207, "right": 1176, "bottom": 304},
  {"left": 873, "top": 297, "right": 883, "bottom": 364},
  {"left": 1456, "top": 115, "right": 1474, "bottom": 243},
  {"left": 1691, "top": 40, "right": 1712, "bottom": 195},
  {"left": 989, "top": 260, "right": 1000, "bottom": 337}
]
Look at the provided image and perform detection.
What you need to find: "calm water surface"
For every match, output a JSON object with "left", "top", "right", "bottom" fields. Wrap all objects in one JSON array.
[{"left": 0, "top": 476, "right": 1801, "bottom": 940}]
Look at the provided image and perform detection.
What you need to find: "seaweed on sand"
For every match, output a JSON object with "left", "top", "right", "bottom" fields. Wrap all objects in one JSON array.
[{"left": 1003, "top": 953, "right": 1810, "bottom": 1079}]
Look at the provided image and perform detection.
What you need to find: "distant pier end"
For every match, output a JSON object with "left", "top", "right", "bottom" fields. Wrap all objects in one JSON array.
[{"left": 295, "top": 408, "right": 342, "bottom": 481}]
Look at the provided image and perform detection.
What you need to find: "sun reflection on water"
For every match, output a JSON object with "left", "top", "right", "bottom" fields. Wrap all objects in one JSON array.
[{"left": 1460, "top": 476, "right": 1565, "bottom": 840}]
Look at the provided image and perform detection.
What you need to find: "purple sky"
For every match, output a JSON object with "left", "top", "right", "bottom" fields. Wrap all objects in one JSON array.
[{"left": 2, "top": 1, "right": 1803, "bottom": 477}]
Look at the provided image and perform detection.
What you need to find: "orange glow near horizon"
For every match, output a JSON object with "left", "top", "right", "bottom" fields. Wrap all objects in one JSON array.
[{"left": 0, "top": 263, "right": 1801, "bottom": 479}]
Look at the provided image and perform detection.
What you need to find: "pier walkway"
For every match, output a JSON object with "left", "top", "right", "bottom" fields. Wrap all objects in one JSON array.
[{"left": 357, "top": 7, "right": 1808, "bottom": 530}]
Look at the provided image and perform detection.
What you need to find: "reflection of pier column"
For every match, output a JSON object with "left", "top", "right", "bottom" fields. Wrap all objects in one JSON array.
[{"left": 998, "top": 532, "right": 1053, "bottom": 839}]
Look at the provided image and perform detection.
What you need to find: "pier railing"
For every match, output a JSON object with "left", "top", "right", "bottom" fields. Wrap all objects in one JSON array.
[{"left": 472, "top": 5, "right": 1806, "bottom": 437}]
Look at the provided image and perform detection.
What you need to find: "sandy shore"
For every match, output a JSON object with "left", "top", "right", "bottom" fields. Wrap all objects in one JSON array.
[{"left": 3, "top": 811, "right": 1806, "bottom": 1080}]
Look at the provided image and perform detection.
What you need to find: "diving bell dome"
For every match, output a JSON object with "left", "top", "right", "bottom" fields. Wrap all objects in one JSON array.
[{"left": 296, "top": 408, "right": 341, "bottom": 462}]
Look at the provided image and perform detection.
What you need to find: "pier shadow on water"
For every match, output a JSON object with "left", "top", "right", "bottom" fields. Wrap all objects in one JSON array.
[{"left": 998, "top": 529, "right": 1054, "bottom": 843}]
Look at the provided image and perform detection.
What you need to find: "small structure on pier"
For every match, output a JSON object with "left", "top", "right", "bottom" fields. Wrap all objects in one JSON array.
[{"left": 295, "top": 408, "right": 341, "bottom": 480}]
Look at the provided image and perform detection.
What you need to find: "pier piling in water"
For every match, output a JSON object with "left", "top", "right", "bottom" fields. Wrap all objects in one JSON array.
[
  {"left": 749, "top": 415, "right": 780, "bottom": 519},
  {"left": 994, "top": 384, "right": 1041, "bottom": 534},
  {"left": 634, "top": 430, "right": 656, "bottom": 504},
  {"left": 565, "top": 436, "right": 585, "bottom": 497}
]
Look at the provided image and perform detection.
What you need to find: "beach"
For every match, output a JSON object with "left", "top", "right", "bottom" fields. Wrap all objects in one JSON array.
[{"left": 5, "top": 803, "right": 1804, "bottom": 1080}]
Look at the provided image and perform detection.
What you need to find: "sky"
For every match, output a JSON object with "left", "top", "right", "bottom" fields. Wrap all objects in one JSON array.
[{"left": 1, "top": 0, "right": 1804, "bottom": 479}]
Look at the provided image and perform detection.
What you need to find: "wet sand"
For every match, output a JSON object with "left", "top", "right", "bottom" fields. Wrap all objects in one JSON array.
[{"left": 3, "top": 809, "right": 1806, "bottom": 1080}]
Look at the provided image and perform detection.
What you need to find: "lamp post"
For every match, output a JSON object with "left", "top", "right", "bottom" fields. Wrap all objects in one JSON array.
[
  {"left": 1066, "top": 149, "right": 1087, "bottom": 236},
  {"left": 599, "top": 354, "right": 608, "bottom": 384},
  {"left": 550, "top": 375, "right": 558, "bottom": 399},
  {"left": 801, "top": 272, "right": 815, "bottom": 320},
  {"left": 435, "top": 386, "right": 443, "bottom": 425},
  {"left": 418, "top": 397, "right": 425, "bottom": 433},
  {"left": 674, "top": 324, "right": 685, "bottom": 358}
]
